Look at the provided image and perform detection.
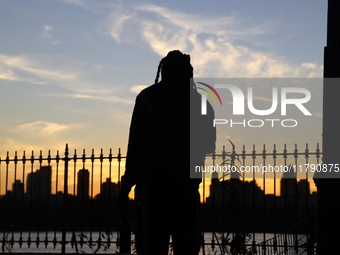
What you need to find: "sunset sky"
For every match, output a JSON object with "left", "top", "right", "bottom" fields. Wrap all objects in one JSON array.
[{"left": 0, "top": 0, "right": 327, "bottom": 195}]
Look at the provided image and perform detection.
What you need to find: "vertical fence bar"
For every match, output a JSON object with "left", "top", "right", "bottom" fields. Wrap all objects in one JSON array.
[
  {"left": 71, "top": 149, "right": 78, "bottom": 253},
  {"left": 305, "top": 143, "right": 310, "bottom": 254},
  {"left": 294, "top": 144, "right": 298, "bottom": 254},
  {"left": 61, "top": 144, "right": 69, "bottom": 254},
  {"left": 231, "top": 142, "right": 236, "bottom": 244},
  {"left": 221, "top": 145, "right": 226, "bottom": 249},
  {"left": 273, "top": 144, "right": 277, "bottom": 253},
  {"left": 36, "top": 150, "right": 43, "bottom": 248},
  {"left": 283, "top": 144, "right": 288, "bottom": 254},
  {"left": 316, "top": 143, "right": 320, "bottom": 164},
  {"left": 27, "top": 150, "right": 34, "bottom": 248},
  {"left": 90, "top": 148, "right": 95, "bottom": 248},
  {"left": 262, "top": 144, "right": 266, "bottom": 254},
  {"left": 106, "top": 148, "right": 112, "bottom": 249},
  {"left": 1, "top": 152, "right": 9, "bottom": 252},
  {"left": 252, "top": 145, "right": 256, "bottom": 253},
  {"left": 44, "top": 150, "right": 50, "bottom": 248},
  {"left": 211, "top": 151, "right": 216, "bottom": 252},
  {"left": 117, "top": 148, "right": 121, "bottom": 250},
  {"left": 19, "top": 151, "right": 26, "bottom": 248},
  {"left": 98, "top": 148, "right": 103, "bottom": 249},
  {"left": 53, "top": 150, "right": 60, "bottom": 249},
  {"left": 109, "top": 148, "right": 113, "bottom": 248},
  {"left": 79, "top": 149, "right": 86, "bottom": 249},
  {"left": 9, "top": 151, "right": 18, "bottom": 249},
  {"left": 71, "top": 149, "right": 76, "bottom": 249}
]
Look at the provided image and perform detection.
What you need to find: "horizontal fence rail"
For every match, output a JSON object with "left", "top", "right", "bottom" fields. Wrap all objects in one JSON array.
[{"left": 0, "top": 143, "right": 320, "bottom": 254}]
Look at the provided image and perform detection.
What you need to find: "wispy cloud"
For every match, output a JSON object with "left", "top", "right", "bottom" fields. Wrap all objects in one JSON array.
[
  {"left": 16, "top": 121, "right": 70, "bottom": 135},
  {"left": 0, "top": 54, "right": 76, "bottom": 83},
  {"left": 0, "top": 66, "right": 30, "bottom": 82},
  {"left": 57, "top": 1, "right": 323, "bottom": 78},
  {"left": 100, "top": 2, "right": 323, "bottom": 78},
  {"left": 39, "top": 92, "right": 134, "bottom": 105},
  {"left": 106, "top": 9, "right": 134, "bottom": 44},
  {"left": 0, "top": 121, "right": 85, "bottom": 152},
  {"left": 0, "top": 53, "right": 132, "bottom": 104},
  {"left": 134, "top": 4, "right": 271, "bottom": 39}
]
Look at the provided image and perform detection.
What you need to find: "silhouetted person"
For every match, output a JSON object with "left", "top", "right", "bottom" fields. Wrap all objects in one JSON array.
[{"left": 118, "top": 50, "right": 216, "bottom": 255}]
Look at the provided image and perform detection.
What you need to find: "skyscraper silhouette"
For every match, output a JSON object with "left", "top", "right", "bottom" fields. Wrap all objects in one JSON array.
[
  {"left": 77, "top": 169, "right": 90, "bottom": 199},
  {"left": 280, "top": 165, "right": 296, "bottom": 197},
  {"left": 26, "top": 166, "right": 52, "bottom": 199}
]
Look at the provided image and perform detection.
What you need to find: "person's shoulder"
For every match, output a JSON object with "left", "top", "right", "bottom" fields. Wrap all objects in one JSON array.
[
  {"left": 138, "top": 82, "right": 163, "bottom": 97},
  {"left": 134, "top": 83, "right": 163, "bottom": 110}
]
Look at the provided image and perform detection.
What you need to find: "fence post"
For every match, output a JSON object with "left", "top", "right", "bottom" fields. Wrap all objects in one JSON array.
[{"left": 61, "top": 144, "right": 69, "bottom": 254}]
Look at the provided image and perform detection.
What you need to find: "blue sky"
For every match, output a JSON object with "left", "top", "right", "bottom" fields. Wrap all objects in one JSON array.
[{"left": 0, "top": 0, "right": 327, "bottom": 155}]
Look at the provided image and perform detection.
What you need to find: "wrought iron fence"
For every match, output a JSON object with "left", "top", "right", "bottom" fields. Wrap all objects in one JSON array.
[{"left": 0, "top": 143, "right": 320, "bottom": 254}]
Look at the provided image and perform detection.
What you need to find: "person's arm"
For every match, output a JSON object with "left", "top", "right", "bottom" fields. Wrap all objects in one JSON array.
[{"left": 119, "top": 92, "right": 153, "bottom": 201}]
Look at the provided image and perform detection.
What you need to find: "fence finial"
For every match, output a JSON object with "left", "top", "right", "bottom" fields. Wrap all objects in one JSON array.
[{"left": 65, "top": 143, "right": 69, "bottom": 156}]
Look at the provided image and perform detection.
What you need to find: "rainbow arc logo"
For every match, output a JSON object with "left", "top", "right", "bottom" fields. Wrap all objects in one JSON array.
[{"left": 196, "top": 82, "right": 223, "bottom": 106}]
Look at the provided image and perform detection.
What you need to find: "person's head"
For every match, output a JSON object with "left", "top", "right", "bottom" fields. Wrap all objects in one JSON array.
[{"left": 155, "top": 50, "right": 193, "bottom": 84}]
